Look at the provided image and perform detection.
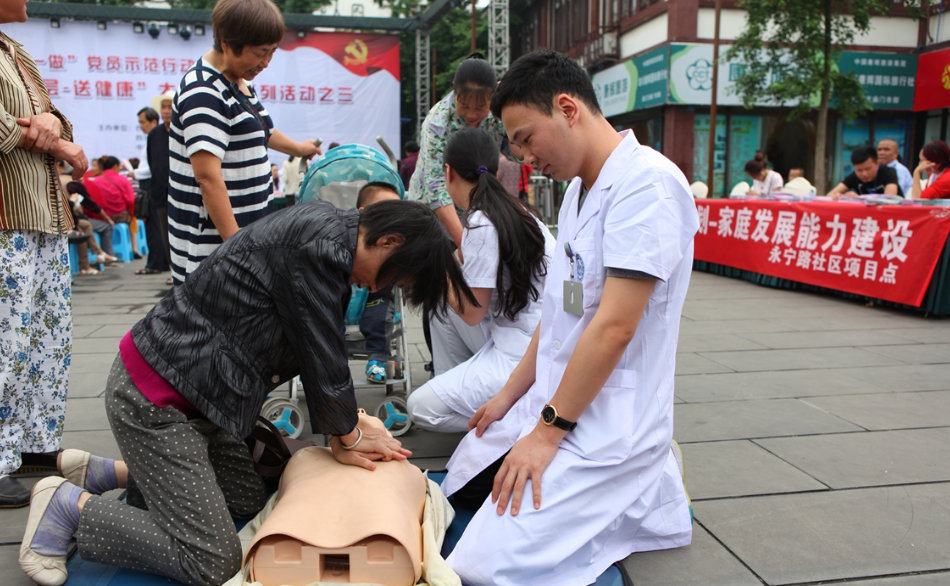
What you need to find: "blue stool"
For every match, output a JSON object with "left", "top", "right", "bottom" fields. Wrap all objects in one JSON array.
[
  {"left": 68, "top": 233, "right": 104, "bottom": 275},
  {"left": 137, "top": 219, "right": 148, "bottom": 256},
  {"left": 112, "top": 222, "right": 133, "bottom": 262}
]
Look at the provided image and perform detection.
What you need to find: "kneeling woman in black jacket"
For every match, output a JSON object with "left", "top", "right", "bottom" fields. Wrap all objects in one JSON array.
[{"left": 20, "top": 200, "right": 476, "bottom": 586}]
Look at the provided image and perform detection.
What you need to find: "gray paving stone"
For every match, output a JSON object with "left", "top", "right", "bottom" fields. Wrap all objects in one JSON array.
[
  {"left": 696, "top": 483, "right": 950, "bottom": 585},
  {"left": 756, "top": 428, "right": 950, "bottom": 489},
  {"left": 803, "top": 391, "right": 950, "bottom": 431},
  {"left": 68, "top": 353, "right": 119, "bottom": 375},
  {"left": 85, "top": 324, "right": 137, "bottom": 338},
  {"left": 674, "top": 399, "right": 862, "bottom": 443},
  {"left": 676, "top": 334, "right": 768, "bottom": 353},
  {"left": 835, "top": 573, "right": 950, "bottom": 585},
  {"left": 64, "top": 397, "right": 110, "bottom": 432},
  {"left": 675, "top": 353, "right": 735, "bottom": 376},
  {"left": 697, "top": 347, "right": 905, "bottom": 373},
  {"left": 0, "top": 545, "right": 41, "bottom": 584},
  {"left": 674, "top": 369, "right": 886, "bottom": 403},
  {"left": 738, "top": 329, "right": 922, "bottom": 350},
  {"left": 67, "top": 371, "right": 109, "bottom": 398},
  {"left": 397, "top": 430, "right": 466, "bottom": 459},
  {"left": 885, "top": 327, "right": 950, "bottom": 344},
  {"left": 678, "top": 319, "right": 796, "bottom": 336},
  {"left": 0, "top": 476, "right": 41, "bottom": 545},
  {"left": 60, "top": 430, "right": 122, "bottom": 460},
  {"left": 680, "top": 440, "right": 827, "bottom": 500},
  {"left": 72, "top": 324, "right": 104, "bottom": 339},
  {"left": 622, "top": 524, "right": 761, "bottom": 586},
  {"left": 864, "top": 343, "right": 950, "bottom": 365},
  {"left": 768, "top": 313, "right": 935, "bottom": 331},
  {"left": 836, "top": 364, "right": 950, "bottom": 392},
  {"left": 71, "top": 313, "right": 148, "bottom": 326}
]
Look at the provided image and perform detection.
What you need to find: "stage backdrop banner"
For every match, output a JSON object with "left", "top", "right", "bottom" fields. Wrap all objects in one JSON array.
[
  {"left": 1, "top": 19, "right": 400, "bottom": 165},
  {"left": 694, "top": 200, "right": 950, "bottom": 307}
]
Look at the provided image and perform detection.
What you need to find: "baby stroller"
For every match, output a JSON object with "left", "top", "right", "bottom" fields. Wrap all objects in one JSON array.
[{"left": 260, "top": 141, "right": 415, "bottom": 438}]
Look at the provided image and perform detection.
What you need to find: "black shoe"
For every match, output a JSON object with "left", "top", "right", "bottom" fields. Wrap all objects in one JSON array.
[
  {"left": 0, "top": 475, "right": 31, "bottom": 508},
  {"left": 133, "top": 252, "right": 143, "bottom": 260},
  {"left": 14, "top": 450, "right": 62, "bottom": 475}
]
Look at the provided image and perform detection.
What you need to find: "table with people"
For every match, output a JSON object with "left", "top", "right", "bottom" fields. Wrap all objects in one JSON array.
[{"left": 695, "top": 140, "right": 950, "bottom": 316}]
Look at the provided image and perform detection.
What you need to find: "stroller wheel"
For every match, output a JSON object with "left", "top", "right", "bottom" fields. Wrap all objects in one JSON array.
[
  {"left": 261, "top": 397, "right": 305, "bottom": 439},
  {"left": 376, "top": 396, "right": 411, "bottom": 437}
]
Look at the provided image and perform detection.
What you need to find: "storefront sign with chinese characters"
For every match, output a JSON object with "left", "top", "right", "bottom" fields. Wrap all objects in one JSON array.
[
  {"left": 694, "top": 200, "right": 950, "bottom": 306},
  {"left": 591, "top": 46, "right": 668, "bottom": 116}
]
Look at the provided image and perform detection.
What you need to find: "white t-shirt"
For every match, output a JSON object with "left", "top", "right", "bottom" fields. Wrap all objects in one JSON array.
[
  {"left": 753, "top": 169, "right": 783, "bottom": 194},
  {"left": 460, "top": 209, "right": 555, "bottom": 357}
]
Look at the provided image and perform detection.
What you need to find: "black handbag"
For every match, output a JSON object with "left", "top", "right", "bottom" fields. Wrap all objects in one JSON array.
[
  {"left": 244, "top": 416, "right": 315, "bottom": 478},
  {"left": 134, "top": 188, "right": 150, "bottom": 219}
]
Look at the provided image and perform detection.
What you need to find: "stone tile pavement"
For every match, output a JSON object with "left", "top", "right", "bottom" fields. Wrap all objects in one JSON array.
[{"left": 2, "top": 262, "right": 949, "bottom": 585}]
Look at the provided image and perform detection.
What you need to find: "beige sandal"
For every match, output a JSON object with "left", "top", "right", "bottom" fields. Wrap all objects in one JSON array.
[
  {"left": 19, "top": 477, "right": 70, "bottom": 586},
  {"left": 77, "top": 268, "right": 99, "bottom": 276},
  {"left": 96, "top": 254, "right": 118, "bottom": 264}
]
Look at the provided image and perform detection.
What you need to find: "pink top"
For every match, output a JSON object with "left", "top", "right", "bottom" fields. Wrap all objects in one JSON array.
[
  {"left": 119, "top": 331, "right": 198, "bottom": 418},
  {"left": 94, "top": 169, "right": 135, "bottom": 216}
]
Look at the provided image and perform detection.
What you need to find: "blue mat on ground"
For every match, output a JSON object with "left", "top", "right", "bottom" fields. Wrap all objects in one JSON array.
[{"left": 64, "top": 473, "right": 629, "bottom": 586}]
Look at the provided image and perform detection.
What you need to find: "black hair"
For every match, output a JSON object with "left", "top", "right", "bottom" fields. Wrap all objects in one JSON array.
[
  {"left": 359, "top": 200, "right": 477, "bottom": 319},
  {"left": 444, "top": 128, "right": 548, "bottom": 321},
  {"left": 454, "top": 53, "right": 496, "bottom": 105},
  {"left": 851, "top": 145, "right": 878, "bottom": 166},
  {"left": 404, "top": 140, "right": 420, "bottom": 154},
  {"left": 137, "top": 107, "right": 159, "bottom": 123},
  {"left": 490, "top": 49, "right": 601, "bottom": 119},
  {"left": 99, "top": 155, "right": 120, "bottom": 170},
  {"left": 744, "top": 159, "right": 764, "bottom": 175},
  {"left": 357, "top": 182, "right": 399, "bottom": 209}
]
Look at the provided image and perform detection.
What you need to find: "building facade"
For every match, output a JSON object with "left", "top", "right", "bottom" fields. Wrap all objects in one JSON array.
[{"left": 510, "top": 0, "right": 924, "bottom": 196}]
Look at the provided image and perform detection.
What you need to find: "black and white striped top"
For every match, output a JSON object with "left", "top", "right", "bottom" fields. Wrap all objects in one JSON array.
[{"left": 168, "top": 57, "right": 275, "bottom": 284}]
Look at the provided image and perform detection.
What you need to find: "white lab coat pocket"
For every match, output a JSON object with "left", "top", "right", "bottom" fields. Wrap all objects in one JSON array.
[
  {"left": 567, "top": 237, "right": 602, "bottom": 310},
  {"left": 562, "top": 368, "right": 636, "bottom": 464}
]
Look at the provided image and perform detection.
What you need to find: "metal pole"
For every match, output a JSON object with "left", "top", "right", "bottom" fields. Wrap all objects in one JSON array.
[
  {"left": 415, "top": 30, "right": 431, "bottom": 140},
  {"left": 471, "top": 0, "right": 478, "bottom": 54},
  {"left": 706, "top": 0, "right": 722, "bottom": 196}
]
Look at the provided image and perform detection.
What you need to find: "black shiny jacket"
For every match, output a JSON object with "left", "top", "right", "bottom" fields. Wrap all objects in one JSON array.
[{"left": 131, "top": 201, "right": 359, "bottom": 440}]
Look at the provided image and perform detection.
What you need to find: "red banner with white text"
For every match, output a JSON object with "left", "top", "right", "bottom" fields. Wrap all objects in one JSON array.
[{"left": 694, "top": 200, "right": 950, "bottom": 306}]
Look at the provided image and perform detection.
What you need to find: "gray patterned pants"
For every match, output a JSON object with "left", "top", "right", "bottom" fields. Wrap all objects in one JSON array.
[{"left": 76, "top": 355, "right": 266, "bottom": 586}]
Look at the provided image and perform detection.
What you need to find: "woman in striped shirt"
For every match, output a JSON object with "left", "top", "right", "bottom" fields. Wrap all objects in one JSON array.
[{"left": 168, "top": 0, "right": 320, "bottom": 284}]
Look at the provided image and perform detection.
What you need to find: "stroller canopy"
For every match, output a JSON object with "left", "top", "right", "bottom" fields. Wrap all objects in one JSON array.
[{"left": 297, "top": 144, "right": 405, "bottom": 210}]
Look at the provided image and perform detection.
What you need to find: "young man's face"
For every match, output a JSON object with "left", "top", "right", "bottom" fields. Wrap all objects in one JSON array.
[
  {"left": 502, "top": 99, "right": 576, "bottom": 182},
  {"left": 853, "top": 158, "right": 879, "bottom": 183}
]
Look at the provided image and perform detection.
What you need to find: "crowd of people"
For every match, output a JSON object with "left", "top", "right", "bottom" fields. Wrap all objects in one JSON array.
[
  {"left": 729, "top": 138, "right": 950, "bottom": 201},
  {"left": 4, "top": 0, "right": 698, "bottom": 584}
]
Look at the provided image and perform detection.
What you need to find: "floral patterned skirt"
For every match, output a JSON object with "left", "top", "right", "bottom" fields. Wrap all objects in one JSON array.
[{"left": 0, "top": 230, "right": 71, "bottom": 474}]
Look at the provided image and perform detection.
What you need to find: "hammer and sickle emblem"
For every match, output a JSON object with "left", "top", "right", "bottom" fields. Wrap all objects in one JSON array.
[
  {"left": 942, "top": 64, "right": 950, "bottom": 91},
  {"left": 343, "top": 39, "right": 369, "bottom": 66}
]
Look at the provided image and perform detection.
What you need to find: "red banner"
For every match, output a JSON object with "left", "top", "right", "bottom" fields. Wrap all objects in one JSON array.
[
  {"left": 914, "top": 46, "right": 950, "bottom": 111},
  {"left": 694, "top": 200, "right": 950, "bottom": 306},
  {"left": 279, "top": 32, "right": 400, "bottom": 79}
]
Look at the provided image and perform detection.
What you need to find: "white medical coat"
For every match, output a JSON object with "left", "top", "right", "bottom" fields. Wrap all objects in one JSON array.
[
  {"left": 443, "top": 130, "right": 697, "bottom": 586},
  {"left": 430, "top": 211, "right": 556, "bottom": 417}
]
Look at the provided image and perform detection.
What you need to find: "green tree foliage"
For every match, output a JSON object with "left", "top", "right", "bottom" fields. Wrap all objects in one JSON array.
[
  {"left": 725, "top": 0, "right": 926, "bottom": 192},
  {"left": 44, "top": 0, "right": 331, "bottom": 12}
]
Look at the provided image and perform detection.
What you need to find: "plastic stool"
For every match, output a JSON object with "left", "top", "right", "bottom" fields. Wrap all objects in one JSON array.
[
  {"left": 137, "top": 219, "right": 148, "bottom": 255},
  {"left": 112, "top": 222, "right": 133, "bottom": 262},
  {"left": 68, "top": 233, "right": 104, "bottom": 275}
]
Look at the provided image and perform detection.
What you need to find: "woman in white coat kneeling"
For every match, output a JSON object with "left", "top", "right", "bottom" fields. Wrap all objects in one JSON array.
[{"left": 408, "top": 128, "right": 556, "bottom": 433}]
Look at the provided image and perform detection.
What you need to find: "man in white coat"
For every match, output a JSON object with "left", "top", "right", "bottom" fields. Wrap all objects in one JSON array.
[{"left": 441, "top": 49, "right": 696, "bottom": 586}]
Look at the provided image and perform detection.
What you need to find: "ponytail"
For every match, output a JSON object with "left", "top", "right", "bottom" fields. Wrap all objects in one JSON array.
[{"left": 444, "top": 128, "right": 548, "bottom": 321}]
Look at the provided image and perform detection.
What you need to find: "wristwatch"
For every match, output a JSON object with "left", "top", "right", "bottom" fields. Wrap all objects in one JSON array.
[{"left": 541, "top": 404, "right": 577, "bottom": 432}]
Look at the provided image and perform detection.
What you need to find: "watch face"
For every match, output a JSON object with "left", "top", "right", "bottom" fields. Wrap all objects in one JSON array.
[{"left": 542, "top": 405, "right": 556, "bottom": 424}]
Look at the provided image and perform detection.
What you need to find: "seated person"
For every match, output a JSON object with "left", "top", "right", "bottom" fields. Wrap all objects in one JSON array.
[
  {"left": 440, "top": 51, "right": 693, "bottom": 586},
  {"left": 408, "top": 128, "right": 555, "bottom": 433},
  {"left": 911, "top": 140, "right": 950, "bottom": 200},
  {"left": 787, "top": 167, "right": 805, "bottom": 180},
  {"left": 828, "top": 146, "right": 903, "bottom": 198},
  {"left": 744, "top": 159, "right": 783, "bottom": 194},
  {"left": 93, "top": 155, "right": 141, "bottom": 257},
  {"left": 355, "top": 182, "right": 402, "bottom": 384},
  {"left": 19, "top": 199, "right": 476, "bottom": 586}
]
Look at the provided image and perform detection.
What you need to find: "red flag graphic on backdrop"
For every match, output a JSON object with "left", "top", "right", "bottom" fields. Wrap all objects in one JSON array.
[
  {"left": 279, "top": 32, "right": 400, "bottom": 79},
  {"left": 914, "top": 46, "right": 950, "bottom": 111},
  {"left": 694, "top": 200, "right": 950, "bottom": 307}
]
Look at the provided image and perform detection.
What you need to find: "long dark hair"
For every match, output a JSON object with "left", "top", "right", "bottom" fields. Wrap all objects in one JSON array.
[
  {"left": 360, "top": 200, "right": 477, "bottom": 320},
  {"left": 443, "top": 128, "right": 548, "bottom": 321}
]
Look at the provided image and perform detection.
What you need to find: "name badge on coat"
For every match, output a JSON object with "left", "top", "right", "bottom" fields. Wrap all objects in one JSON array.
[{"left": 563, "top": 242, "right": 583, "bottom": 315}]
